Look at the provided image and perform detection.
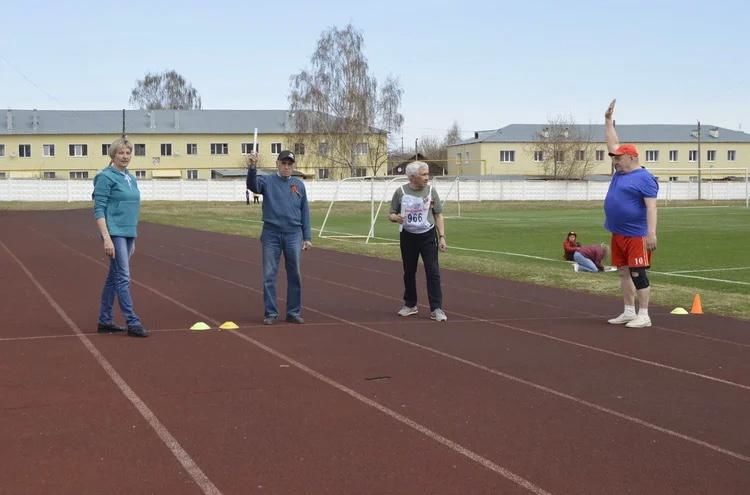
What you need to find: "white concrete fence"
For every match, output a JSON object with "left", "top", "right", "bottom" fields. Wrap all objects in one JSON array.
[{"left": 0, "top": 178, "right": 748, "bottom": 203}]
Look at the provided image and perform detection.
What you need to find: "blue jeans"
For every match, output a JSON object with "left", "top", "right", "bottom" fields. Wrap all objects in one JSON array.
[
  {"left": 98, "top": 236, "right": 141, "bottom": 326},
  {"left": 573, "top": 251, "right": 599, "bottom": 273},
  {"left": 261, "top": 229, "right": 303, "bottom": 318}
]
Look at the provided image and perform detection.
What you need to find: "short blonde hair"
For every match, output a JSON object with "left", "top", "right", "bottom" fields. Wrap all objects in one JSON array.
[{"left": 108, "top": 137, "right": 133, "bottom": 160}]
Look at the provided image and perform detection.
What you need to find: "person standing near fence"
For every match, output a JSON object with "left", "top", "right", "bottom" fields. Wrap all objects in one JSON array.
[
  {"left": 246, "top": 150, "right": 312, "bottom": 325},
  {"left": 604, "top": 99, "right": 659, "bottom": 328},
  {"left": 389, "top": 161, "right": 448, "bottom": 321},
  {"left": 92, "top": 137, "right": 148, "bottom": 337}
]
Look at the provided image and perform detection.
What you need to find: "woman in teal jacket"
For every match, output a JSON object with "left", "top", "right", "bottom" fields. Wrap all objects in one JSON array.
[{"left": 92, "top": 137, "right": 148, "bottom": 337}]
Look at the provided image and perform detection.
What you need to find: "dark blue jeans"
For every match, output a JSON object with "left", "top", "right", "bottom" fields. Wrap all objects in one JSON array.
[
  {"left": 98, "top": 236, "right": 141, "bottom": 326},
  {"left": 261, "top": 229, "right": 302, "bottom": 318}
]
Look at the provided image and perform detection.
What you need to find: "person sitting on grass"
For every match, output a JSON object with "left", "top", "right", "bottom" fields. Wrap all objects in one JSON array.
[
  {"left": 573, "top": 243, "right": 610, "bottom": 273},
  {"left": 562, "top": 231, "right": 581, "bottom": 261}
]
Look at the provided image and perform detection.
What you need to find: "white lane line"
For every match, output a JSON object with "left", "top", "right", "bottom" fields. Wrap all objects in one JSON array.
[
  {"left": 0, "top": 241, "right": 222, "bottom": 495},
  {"left": 666, "top": 266, "right": 750, "bottom": 274},
  {"left": 140, "top": 251, "right": 750, "bottom": 464},
  {"left": 650, "top": 270, "right": 750, "bottom": 286},
  {"left": 48, "top": 240, "right": 551, "bottom": 494}
]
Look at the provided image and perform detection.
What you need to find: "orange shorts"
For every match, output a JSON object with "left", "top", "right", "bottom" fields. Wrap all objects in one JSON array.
[{"left": 611, "top": 233, "right": 652, "bottom": 268}]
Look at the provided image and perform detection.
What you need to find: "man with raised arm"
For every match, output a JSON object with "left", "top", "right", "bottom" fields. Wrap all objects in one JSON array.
[{"left": 603, "top": 99, "right": 659, "bottom": 328}]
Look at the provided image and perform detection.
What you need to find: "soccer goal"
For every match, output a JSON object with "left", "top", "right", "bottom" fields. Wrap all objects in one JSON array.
[{"left": 648, "top": 167, "right": 749, "bottom": 207}]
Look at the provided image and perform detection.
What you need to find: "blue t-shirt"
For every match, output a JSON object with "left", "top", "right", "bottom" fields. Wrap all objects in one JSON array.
[{"left": 603, "top": 168, "right": 658, "bottom": 236}]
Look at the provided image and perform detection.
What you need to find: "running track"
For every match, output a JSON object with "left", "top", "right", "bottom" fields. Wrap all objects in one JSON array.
[{"left": 1, "top": 209, "right": 748, "bottom": 494}]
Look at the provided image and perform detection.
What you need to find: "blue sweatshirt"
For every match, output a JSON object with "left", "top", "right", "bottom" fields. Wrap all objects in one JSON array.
[
  {"left": 92, "top": 165, "right": 141, "bottom": 238},
  {"left": 247, "top": 167, "right": 311, "bottom": 241}
]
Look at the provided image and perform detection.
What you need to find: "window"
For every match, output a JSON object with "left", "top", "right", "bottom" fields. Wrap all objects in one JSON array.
[
  {"left": 669, "top": 150, "right": 678, "bottom": 162},
  {"left": 187, "top": 169, "right": 198, "bottom": 180},
  {"left": 241, "top": 143, "right": 257, "bottom": 154},
  {"left": 728, "top": 150, "right": 736, "bottom": 161},
  {"left": 43, "top": 144, "right": 56, "bottom": 157},
  {"left": 0, "top": 144, "right": 4, "bottom": 157},
  {"left": 210, "top": 143, "right": 228, "bottom": 155},
  {"left": 101, "top": 144, "right": 110, "bottom": 156},
  {"left": 533, "top": 151, "right": 544, "bottom": 162},
  {"left": 186, "top": 143, "right": 197, "bottom": 155},
  {"left": 0, "top": 172, "right": 5, "bottom": 179},
  {"left": 43, "top": 171, "right": 56, "bottom": 179},
  {"left": 318, "top": 143, "right": 329, "bottom": 156},
  {"left": 499, "top": 150, "right": 515, "bottom": 162},
  {"left": 69, "top": 144, "right": 88, "bottom": 157},
  {"left": 294, "top": 143, "right": 306, "bottom": 155},
  {"left": 595, "top": 150, "right": 605, "bottom": 161},
  {"left": 554, "top": 151, "right": 564, "bottom": 162},
  {"left": 69, "top": 171, "right": 89, "bottom": 180},
  {"left": 706, "top": 150, "right": 716, "bottom": 162},
  {"left": 353, "top": 167, "right": 367, "bottom": 177},
  {"left": 161, "top": 143, "right": 172, "bottom": 156},
  {"left": 669, "top": 176, "right": 679, "bottom": 182},
  {"left": 645, "top": 150, "right": 659, "bottom": 162},
  {"left": 688, "top": 150, "right": 698, "bottom": 162},
  {"left": 456, "top": 153, "right": 462, "bottom": 164},
  {"left": 465, "top": 151, "right": 470, "bottom": 163},
  {"left": 354, "top": 142, "right": 368, "bottom": 155},
  {"left": 271, "top": 142, "right": 282, "bottom": 154},
  {"left": 317, "top": 168, "right": 330, "bottom": 179},
  {"left": 134, "top": 144, "right": 146, "bottom": 156},
  {"left": 135, "top": 170, "right": 146, "bottom": 179},
  {"left": 576, "top": 150, "right": 585, "bottom": 161},
  {"left": 19, "top": 144, "right": 32, "bottom": 157}
]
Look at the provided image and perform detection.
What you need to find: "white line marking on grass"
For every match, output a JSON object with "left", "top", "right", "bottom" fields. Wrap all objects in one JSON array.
[
  {"left": 667, "top": 266, "right": 750, "bottom": 275},
  {"left": 0, "top": 241, "right": 222, "bottom": 495},
  {"left": 651, "top": 271, "right": 750, "bottom": 286},
  {"left": 139, "top": 250, "right": 750, "bottom": 464}
]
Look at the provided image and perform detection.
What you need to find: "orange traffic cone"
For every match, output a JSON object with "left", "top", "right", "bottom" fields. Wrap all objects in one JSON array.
[{"left": 690, "top": 294, "right": 704, "bottom": 315}]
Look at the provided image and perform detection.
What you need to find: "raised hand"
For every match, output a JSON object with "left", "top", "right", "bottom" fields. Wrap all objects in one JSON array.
[
  {"left": 605, "top": 99, "right": 616, "bottom": 120},
  {"left": 246, "top": 152, "right": 258, "bottom": 168}
]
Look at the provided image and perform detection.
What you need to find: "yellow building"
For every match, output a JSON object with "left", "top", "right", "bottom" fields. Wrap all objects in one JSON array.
[
  {"left": 0, "top": 109, "right": 385, "bottom": 181},
  {"left": 447, "top": 124, "right": 750, "bottom": 179}
]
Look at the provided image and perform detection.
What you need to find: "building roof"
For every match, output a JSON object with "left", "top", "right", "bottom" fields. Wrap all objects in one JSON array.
[
  {"left": 1, "top": 109, "right": 299, "bottom": 135},
  {"left": 452, "top": 124, "right": 750, "bottom": 145}
]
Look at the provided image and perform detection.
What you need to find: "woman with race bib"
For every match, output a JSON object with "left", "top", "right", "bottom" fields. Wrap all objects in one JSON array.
[{"left": 389, "top": 162, "right": 448, "bottom": 321}]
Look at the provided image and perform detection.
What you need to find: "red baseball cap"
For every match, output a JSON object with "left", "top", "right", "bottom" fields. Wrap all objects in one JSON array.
[{"left": 608, "top": 144, "right": 639, "bottom": 157}]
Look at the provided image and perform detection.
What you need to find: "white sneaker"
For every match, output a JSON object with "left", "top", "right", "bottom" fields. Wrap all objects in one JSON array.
[
  {"left": 608, "top": 312, "right": 636, "bottom": 325},
  {"left": 572, "top": 263, "right": 580, "bottom": 272},
  {"left": 397, "top": 305, "right": 418, "bottom": 317},
  {"left": 430, "top": 308, "right": 447, "bottom": 322},
  {"left": 625, "top": 314, "right": 652, "bottom": 328}
]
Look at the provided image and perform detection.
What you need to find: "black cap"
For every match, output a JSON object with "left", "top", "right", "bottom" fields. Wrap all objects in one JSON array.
[
  {"left": 277, "top": 150, "right": 296, "bottom": 162},
  {"left": 568, "top": 231, "right": 576, "bottom": 236}
]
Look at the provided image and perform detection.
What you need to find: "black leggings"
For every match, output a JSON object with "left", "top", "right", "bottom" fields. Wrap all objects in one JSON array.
[{"left": 400, "top": 228, "right": 442, "bottom": 311}]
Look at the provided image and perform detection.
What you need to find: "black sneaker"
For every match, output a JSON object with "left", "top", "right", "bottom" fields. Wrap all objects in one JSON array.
[
  {"left": 263, "top": 316, "right": 277, "bottom": 325},
  {"left": 127, "top": 325, "right": 149, "bottom": 338},
  {"left": 285, "top": 315, "right": 305, "bottom": 324},
  {"left": 97, "top": 322, "right": 126, "bottom": 333}
]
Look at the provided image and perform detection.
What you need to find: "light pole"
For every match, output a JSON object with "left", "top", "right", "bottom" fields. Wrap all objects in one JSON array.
[{"left": 692, "top": 120, "right": 702, "bottom": 200}]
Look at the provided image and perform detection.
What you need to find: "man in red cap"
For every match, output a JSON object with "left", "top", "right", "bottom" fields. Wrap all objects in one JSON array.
[{"left": 603, "top": 99, "right": 659, "bottom": 328}]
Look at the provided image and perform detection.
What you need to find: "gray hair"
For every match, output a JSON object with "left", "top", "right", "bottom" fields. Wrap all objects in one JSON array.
[
  {"left": 405, "top": 161, "right": 429, "bottom": 177},
  {"left": 107, "top": 136, "right": 133, "bottom": 160}
]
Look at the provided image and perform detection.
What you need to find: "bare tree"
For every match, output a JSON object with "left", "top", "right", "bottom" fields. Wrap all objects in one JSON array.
[
  {"left": 130, "top": 70, "right": 202, "bottom": 110},
  {"left": 289, "top": 24, "right": 403, "bottom": 178},
  {"left": 530, "top": 116, "right": 596, "bottom": 179},
  {"left": 444, "top": 121, "right": 462, "bottom": 147}
]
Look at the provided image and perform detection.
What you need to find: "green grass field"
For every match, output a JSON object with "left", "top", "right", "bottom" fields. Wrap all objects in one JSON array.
[{"left": 3, "top": 200, "right": 749, "bottom": 319}]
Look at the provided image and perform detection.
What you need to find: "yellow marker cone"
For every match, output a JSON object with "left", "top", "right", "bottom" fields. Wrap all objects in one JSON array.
[
  {"left": 219, "top": 321, "right": 239, "bottom": 330},
  {"left": 190, "top": 322, "right": 211, "bottom": 331},
  {"left": 670, "top": 307, "right": 689, "bottom": 315}
]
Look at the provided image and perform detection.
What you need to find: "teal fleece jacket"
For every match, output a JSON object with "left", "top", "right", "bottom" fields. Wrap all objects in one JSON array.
[{"left": 92, "top": 165, "right": 141, "bottom": 237}]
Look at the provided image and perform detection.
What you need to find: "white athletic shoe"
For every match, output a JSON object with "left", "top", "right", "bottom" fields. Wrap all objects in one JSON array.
[
  {"left": 604, "top": 266, "right": 618, "bottom": 272},
  {"left": 572, "top": 263, "right": 580, "bottom": 272},
  {"left": 397, "top": 305, "right": 418, "bottom": 317},
  {"left": 608, "top": 312, "right": 637, "bottom": 325},
  {"left": 625, "top": 314, "right": 652, "bottom": 328},
  {"left": 430, "top": 308, "right": 448, "bottom": 322}
]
